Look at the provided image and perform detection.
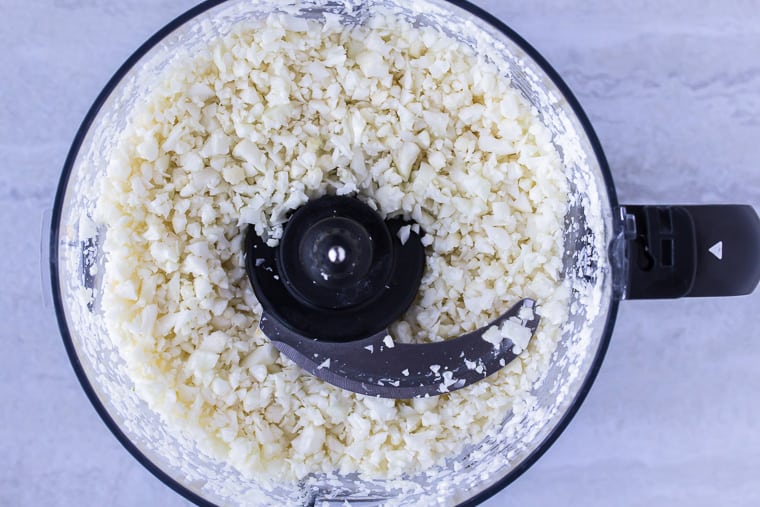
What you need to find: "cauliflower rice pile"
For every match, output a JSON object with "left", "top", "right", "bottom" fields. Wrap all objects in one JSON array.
[{"left": 96, "top": 12, "right": 570, "bottom": 482}]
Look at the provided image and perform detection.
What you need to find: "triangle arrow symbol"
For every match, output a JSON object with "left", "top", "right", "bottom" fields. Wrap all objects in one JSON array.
[{"left": 708, "top": 241, "right": 723, "bottom": 260}]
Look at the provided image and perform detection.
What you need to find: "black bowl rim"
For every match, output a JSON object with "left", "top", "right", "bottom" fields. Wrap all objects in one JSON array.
[{"left": 50, "top": 0, "right": 620, "bottom": 506}]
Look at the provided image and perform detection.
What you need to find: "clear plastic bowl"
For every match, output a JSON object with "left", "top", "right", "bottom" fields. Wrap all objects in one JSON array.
[{"left": 51, "top": 0, "right": 619, "bottom": 505}]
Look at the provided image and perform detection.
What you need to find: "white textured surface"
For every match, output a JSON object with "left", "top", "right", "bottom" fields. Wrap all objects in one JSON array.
[{"left": 1, "top": 0, "right": 758, "bottom": 506}]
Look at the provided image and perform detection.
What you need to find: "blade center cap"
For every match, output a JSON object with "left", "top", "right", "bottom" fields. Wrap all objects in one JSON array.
[
  {"left": 299, "top": 216, "right": 373, "bottom": 288},
  {"left": 276, "top": 196, "right": 395, "bottom": 311}
]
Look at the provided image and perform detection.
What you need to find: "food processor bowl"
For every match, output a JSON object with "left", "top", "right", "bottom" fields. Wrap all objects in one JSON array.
[{"left": 50, "top": 0, "right": 759, "bottom": 505}]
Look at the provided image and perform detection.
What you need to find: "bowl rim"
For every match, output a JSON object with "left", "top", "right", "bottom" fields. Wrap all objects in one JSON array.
[{"left": 50, "top": 0, "right": 620, "bottom": 505}]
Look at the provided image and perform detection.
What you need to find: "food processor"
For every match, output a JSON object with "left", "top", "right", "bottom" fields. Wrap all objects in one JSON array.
[{"left": 50, "top": 0, "right": 760, "bottom": 505}]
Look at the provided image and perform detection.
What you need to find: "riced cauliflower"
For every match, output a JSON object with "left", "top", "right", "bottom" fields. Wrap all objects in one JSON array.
[{"left": 96, "top": 11, "right": 570, "bottom": 483}]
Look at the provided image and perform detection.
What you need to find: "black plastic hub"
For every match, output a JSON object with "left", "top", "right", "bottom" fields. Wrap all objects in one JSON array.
[
  {"left": 299, "top": 217, "right": 373, "bottom": 286},
  {"left": 278, "top": 197, "right": 394, "bottom": 310},
  {"left": 246, "top": 195, "right": 425, "bottom": 342}
]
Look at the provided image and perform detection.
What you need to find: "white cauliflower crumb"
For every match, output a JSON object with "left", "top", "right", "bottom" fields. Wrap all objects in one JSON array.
[
  {"left": 95, "top": 10, "right": 569, "bottom": 487},
  {"left": 500, "top": 318, "right": 534, "bottom": 353},
  {"left": 397, "top": 225, "right": 411, "bottom": 245},
  {"left": 481, "top": 325, "right": 503, "bottom": 348},
  {"left": 518, "top": 305, "right": 535, "bottom": 322}
]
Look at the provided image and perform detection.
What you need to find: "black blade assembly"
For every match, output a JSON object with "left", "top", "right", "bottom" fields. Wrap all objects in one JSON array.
[{"left": 245, "top": 195, "right": 541, "bottom": 398}]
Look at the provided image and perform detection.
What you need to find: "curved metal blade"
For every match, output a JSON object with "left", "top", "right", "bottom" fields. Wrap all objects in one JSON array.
[{"left": 260, "top": 299, "right": 540, "bottom": 399}]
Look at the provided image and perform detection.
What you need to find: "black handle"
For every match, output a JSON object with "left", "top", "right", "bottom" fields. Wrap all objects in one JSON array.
[{"left": 624, "top": 205, "right": 760, "bottom": 299}]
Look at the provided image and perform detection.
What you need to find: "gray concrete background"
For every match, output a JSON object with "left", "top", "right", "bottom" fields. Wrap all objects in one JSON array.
[{"left": 1, "top": 0, "right": 759, "bottom": 505}]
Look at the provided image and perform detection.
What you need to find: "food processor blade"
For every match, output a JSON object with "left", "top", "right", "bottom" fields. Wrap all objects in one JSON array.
[
  {"left": 259, "top": 299, "right": 540, "bottom": 398},
  {"left": 245, "top": 195, "right": 542, "bottom": 397}
]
